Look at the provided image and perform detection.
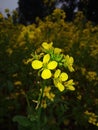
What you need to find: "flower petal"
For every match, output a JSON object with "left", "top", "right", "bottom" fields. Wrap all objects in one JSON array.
[
  {"left": 41, "top": 69, "right": 52, "bottom": 79},
  {"left": 31, "top": 60, "right": 42, "bottom": 69},
  {"left": 54, "top": 69, "right": 61, "bottom": 78},
  {"left": 42, "top": 42, "right": 53, "bottom": 50},
  {"left": 47, "top": 61, "right": 58, "bottom": 70},
  {"left": 60, "top": 72, "right": 68, "bottom": 81},
  {"left": 56, "top": 82, "right": 65, "bottom": 92},
  {"left": 69, "top": 57, "right": 74, "bottom": 64},
  {"left": 54, "top": 48, "right": 62, "bottom": 54},
  {"left": 43, "top": 54, "right": 50, "bottom": 63},
  {"left": 67, "top": 86, "right": 75, "bottom": 91}
]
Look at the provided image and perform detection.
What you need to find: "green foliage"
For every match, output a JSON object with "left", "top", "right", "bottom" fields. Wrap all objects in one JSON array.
[{"left": 13, "top": 115, "right": 32, "bottom": 127}]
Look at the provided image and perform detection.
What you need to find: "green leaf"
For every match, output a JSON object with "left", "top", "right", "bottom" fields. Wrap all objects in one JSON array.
[{"left": 13, "top": 115, "right": 32, "bottom": 127}]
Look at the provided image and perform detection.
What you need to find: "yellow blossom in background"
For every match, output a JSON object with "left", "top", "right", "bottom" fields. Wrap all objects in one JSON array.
[
  {"left": 31, "top": 53, "right": 58, "bottom": 79},
  {"left": 63, "top": 119, "right": 70, "bottom": 126},
  {"left": 12, "top": 73, "right": 18, "bottom": 78},
  {"left": 14, "top": 81, "right": 22, "bottom": 86},
  {"left": 84, "top": 111, "right": 98, "bottom": 126},
  {"left": 77, "top": 93, "right": 82, "bottom": 100},
  {"left": 28, "top": 31, "right": 35, "bottom": 39},
  {"left": 6, "top": 48, "right": 13, "bottom": 55},
  {"left": 86, "top": 71, "right": 97, "bottom": 81},
  {"left": 52, "top": 8, "right": 66, "bottom": 20}
]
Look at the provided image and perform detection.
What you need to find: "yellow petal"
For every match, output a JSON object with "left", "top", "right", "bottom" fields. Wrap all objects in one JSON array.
[
  {"left": 42, "top": 42, "right": 53, "bottom": 50},
  {"left": 44, "top": 86, "right": 51, "bottom": 92},
  {"left": 69, "top": 57, "right": 74, "bottom": 64},
  {"left": 56, "top": 82, "right": 65, "bottom": 92},
  {"left": 68, "top": 66, "right": 74, "bottom": 72},
  {"left": 54, "top": 69, "right": 61, "bottom": 78},
  {"left": 54, "top": 48, "right": 62, "bottom": 54},
  {"left": 67, "top": 79, "right": 75, "bottom": 85},
  {"left": 67, "top": 86, "right": 75, "bottom": 91},
  {"left": 47, "top": 61, "right": 58, "bottom": 70},
  {"left": 59, "top": 72, "right": 68, "bottom": 81},
  {"left": 41, "top": 69, "right": 52, "bottom": 79},
  {"left": 31, "top": 60, "right": 42, "bottom": 69},
  {"left": 43, "top": 54, "right": 50, "bottom": 63}
]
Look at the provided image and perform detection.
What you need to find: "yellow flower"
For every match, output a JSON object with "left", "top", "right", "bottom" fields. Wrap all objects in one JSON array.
[
  {"left": 41, "top": 100, "right": 47, "bottom": 108},
  {"left": 31, "top": 60, "right": 43, "bottom": 69},
  {"left": 14, "top": 81, "right": 22, "bottom": 86},
  {"left": 42, "top": 86, "right": 55, "bottom": 101},
  {"left": 28, "top": 31, "right": 35, "bottom": 39},
  {"left": 42, "top": 42, "right": 53, "bottom": 50},
  {"left": 64, "top": 79, "right": 75, "bottom": 91},
  {"left": 43, "top": 86, "right": 51, "bottom": 97},
  {"left": 64, "top": 55, "right": 74, "bottom": 72},
  {"left": 54, "top": 48, "right": 62, "bottom": 54},
  {"left": 48, "top": 92, "right": 55, "bottom": 101},
  {"left": 31, "top": 54, "right": 58, "bottom": 79},
  {"left": 54, "top": 82, "right": 65, "bottom": 92},
  {"left": 84, "top": 111, "right": 98, "bottom": 126},
  {"left": 53, "top": 69, "right": 68, "bottom": 91}
]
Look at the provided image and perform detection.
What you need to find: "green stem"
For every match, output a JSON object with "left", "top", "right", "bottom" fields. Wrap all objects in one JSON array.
[
  {"left": 25, "top": 93, "right": 32, "bottom": 114},
  {"left": 37, "top": 107, "right": 42, "bottom": 130},
  {"left": 37, "top": 81, "right": 46, "bottom": 130}
]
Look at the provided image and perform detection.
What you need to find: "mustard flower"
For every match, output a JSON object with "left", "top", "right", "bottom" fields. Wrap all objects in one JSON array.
[
  {"left": 64, "top": 79, "right": 75, "bottom": 91},
  {"left": 31, "top": 54, "right": 58, "bottom": 79},
  {"left": 53, "top": 69, "right": 68, "bottom": 91},
  {"left": 42, "top": 86, "right": 55, "bottom": 101},
  {"left": 64, "top": 55, "right": 74, "bottom": 72},
  {"left": 84, "top": 111, "right": 98, "bottom": 126},
  {"left": 47, "top": 92, "right": 55, "bottom": 101},
  {"left": 41, "top": 100, "right": 47, "bottom": 108},
  {"left": 43, "top": 86, "right": 51, "bottom": 98}
]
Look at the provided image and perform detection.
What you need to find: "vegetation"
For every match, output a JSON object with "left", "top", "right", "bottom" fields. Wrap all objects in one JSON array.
[{"left": 0, "top": 8, "right": 98, "bottom": 130}]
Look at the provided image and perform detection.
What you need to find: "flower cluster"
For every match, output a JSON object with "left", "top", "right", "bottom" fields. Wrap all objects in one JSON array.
[
  {"left": 85, "top": 110, "right": 98, "bottom": 126},
  {"left": 31, "top": 42, "right": 75, "bottom": 108},
  {"left": 40, "top": 86, "right": 55, "bottom": 108}
]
